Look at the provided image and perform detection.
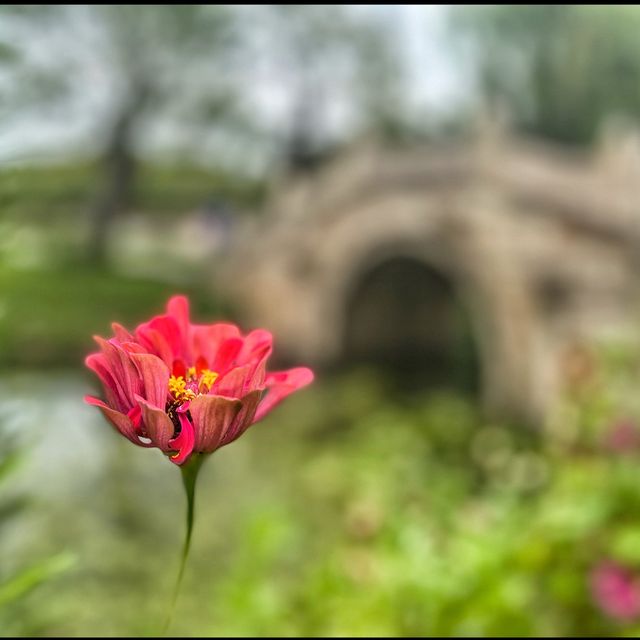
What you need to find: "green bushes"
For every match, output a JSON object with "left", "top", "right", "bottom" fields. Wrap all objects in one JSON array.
[{"left": 7, "top": 349, "right": 640, "bottom": 635}]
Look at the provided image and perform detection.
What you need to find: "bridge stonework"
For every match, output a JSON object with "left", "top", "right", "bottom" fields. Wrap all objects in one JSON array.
[{"left": 220, "top": 129, "right": 640, "bottom": 424}]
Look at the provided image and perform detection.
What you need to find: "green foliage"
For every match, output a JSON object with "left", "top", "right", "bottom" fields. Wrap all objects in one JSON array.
[
  {"left": 0, "top": 555, "right": 74, "bottom": 611},
  {"left": 0, "top": 162, "right": 96, "bottom": 221},
  {"left": 191, "top": 358, "right": 640, "bottom": 636},
  {"left": 451, "top": 5, "right": 640, "bottom": 145},
  {"left": 0, "top": 161, "right": 263, "bottom": 222},
  {"left": 135, "top": 162, "right": 265, "bottom": 213},
  {"left": 0, "top": 427, "right": 73, "bottom": 636},
  {"left": 5, "top": 343, "right": 640, "bottom": 635},
  {"left": 0, "top": 265, "right": 230, "bottom": 367}
]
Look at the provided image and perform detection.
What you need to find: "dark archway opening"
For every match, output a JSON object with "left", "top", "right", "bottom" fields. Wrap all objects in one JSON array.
[{"left": 342, "top": 256, "right": 480, "bottom": 395}]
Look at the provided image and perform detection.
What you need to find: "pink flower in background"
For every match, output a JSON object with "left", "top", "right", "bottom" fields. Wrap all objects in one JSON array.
[
  {"left": 85, "top": 295, "right": 313, "bottom": 465},
  {"left": 591, "top": 561, "right": 640, "bottom": 622},
  {"left": 603, "top": 418, "right": 640, "bottom": 455}
]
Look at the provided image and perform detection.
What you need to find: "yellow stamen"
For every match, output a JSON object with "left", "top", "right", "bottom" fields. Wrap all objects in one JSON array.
[
  {"left": 168, "top": 369, "right": 218, "bottom": 403},
  {"left": 169, "top": 375, "right": 186, "bottom": 397},
  {"left": 168, "top": 375, "right": 196, "bottom": 402},
  {"left": 200, "top": 369, "right": 218, "bottom": 392}
]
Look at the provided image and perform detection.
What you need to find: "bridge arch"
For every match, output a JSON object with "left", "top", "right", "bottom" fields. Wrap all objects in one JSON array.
[
  {"left": 220, "top": 135, "right": 639, "bottom": 424},
  {"left": 340, "top": 249, "right": 481, "bottom": 395}
]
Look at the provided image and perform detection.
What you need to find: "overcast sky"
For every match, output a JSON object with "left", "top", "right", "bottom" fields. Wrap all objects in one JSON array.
[{"left": 0, "top": 5, "right": 472, "bottom": 167}]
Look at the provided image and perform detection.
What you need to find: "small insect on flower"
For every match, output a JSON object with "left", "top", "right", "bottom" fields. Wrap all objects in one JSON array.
[{"left": 85, "top": 295, "right": 314, "bottom": 465}]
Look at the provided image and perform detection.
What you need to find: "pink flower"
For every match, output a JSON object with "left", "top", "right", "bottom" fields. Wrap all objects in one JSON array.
[
  {"left": 591, "top": 561, "right": 640, "bottom": 622},
  {"left": 85, "top": 295, "right": 313, "bottom": 465},
  {"left": 603, "top": 419, "right": 640, "bottom": 455}
]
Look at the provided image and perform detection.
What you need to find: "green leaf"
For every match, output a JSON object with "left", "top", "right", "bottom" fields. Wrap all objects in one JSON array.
[{"left": 0, "top": 552, "right": 75, "bottom": 609}]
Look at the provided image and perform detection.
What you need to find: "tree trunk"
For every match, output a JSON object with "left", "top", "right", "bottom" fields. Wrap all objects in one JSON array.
[{"left": 87, "top": 86, "right": 148, "bottom": 266}]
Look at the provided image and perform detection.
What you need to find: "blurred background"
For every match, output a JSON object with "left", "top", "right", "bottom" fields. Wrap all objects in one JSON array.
[{"left": 2, "top": 4, "right": 640, "bottom": 636}]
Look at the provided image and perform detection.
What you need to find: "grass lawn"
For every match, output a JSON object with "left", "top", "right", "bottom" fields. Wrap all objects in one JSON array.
[
  {"left": 0, "top": 265, "right": 228, "bottom": 368},
  {"left": 0, "top": 160, "right": 264, "bottom": 222}
]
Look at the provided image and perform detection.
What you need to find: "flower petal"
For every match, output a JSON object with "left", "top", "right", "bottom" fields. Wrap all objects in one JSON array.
[
  {"left": 188, "top": 394, "right": 242, "bottom": 453},
  {"left": 84, "top": 395, "right": 150, "bottom": 446},
  {"left": 221, "top": 389, "right": 263, "bottom": 446},
  {"left": 93, "top": 336, "right": 142, "bottom": 406},
  {"left": 130, "top": 352, "right": 170, "bottom": 408},
  {"left": 119, "top": 341, "right": 147, "bottom": 354},
  {"left": 150, "top": 316, "right": 183, "bottom": 360},
  {"left": 168, "top": 411, "right": 196, "bottom": 465},
  {"left": 191, "top": 323, "right": 241, "bottom": 367},
  {"left": 136, "top": 395, "right": 175, "bottom": 451},
  {"left": 111, "top": 322, "right": 135, "bottom": 343},
  {"left": 135, "top": 321, "right": 178, "bottom": 366},
  {"left": 253, "top": 367, "right": 314, "bottom": 423},
  {"left": 214, "top": 363, "right": 262, "bottom": 398},
  {"left": 211, "top": 337, "right": 243, "bottom": 374},
  {"left": 238, "top": 329, "right": 273, "bottom": 364},
  {"left": 167, "top": 295, "right": 191, "bottom": 336},
  {"left": 85, "top": 353, "right": 125, "bottom": 411}
]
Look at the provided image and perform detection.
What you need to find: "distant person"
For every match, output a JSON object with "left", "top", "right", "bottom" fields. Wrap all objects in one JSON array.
[{"left": 198, "top": 196, "right": 235, "bottom": 255}]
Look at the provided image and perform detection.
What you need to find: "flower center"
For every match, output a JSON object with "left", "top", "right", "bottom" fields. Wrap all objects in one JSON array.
[{"left": 168, "top": 367, "right": 219, "bottom": 404}]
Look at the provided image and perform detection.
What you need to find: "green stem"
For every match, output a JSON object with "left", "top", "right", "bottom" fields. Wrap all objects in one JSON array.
[{"left": 162, "top": 453, "right": 207, "bottom": 635}]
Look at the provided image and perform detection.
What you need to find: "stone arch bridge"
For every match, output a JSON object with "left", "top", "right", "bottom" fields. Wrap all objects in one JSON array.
[{"left": 218, "top": 129, "right": 640, "bottom": 424}]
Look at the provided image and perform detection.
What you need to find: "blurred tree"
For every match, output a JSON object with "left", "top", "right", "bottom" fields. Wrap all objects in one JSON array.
[
  {"left": 1, "top": 6, "right": 408, "bottom": 261},
  {"left": 81, "top": 5, "right": 239, "bottom": 265},
  {"left": 1, "top": 5, "right": 240, "bottom": 265},
  {"left": 450, "top": 5, "right": 640, "bottom": 145},
  {"left": 251, "top": 6, "right": 408, "bottom": 172}
]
